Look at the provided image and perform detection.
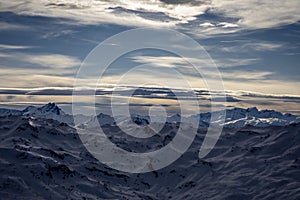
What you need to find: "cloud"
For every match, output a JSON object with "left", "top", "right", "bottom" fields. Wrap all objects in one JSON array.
[
  {"left": 41, "top": 30, "right": 76, "bottom": 39},
  {"left": 127, "top": 55, "right": 285, "bottom": 92},
  {"left": 132, "top": 55, "right": 259, "bottom": 70},
  {"left": 0, "top": 51, "right": 81, "bottom": 71},
  {"left": 0, "top": 85, "right": 300, "bottom": 115},
  {"left": 0, "top": 49, "right": 296, "bottom": 95},
  {"left": 0, "top": 22, "right": 29, "bottom": 30},
  {"left": 131, "top": 55, "right": 196, "bottom": 68},
  {"left": 22, "top": 54, "right": 81, "bottom": 69},
  {"left": 244, "top": 43, "right": 284, "bottom": 52},
  {"left": 200, "top": 22, "right": 215, "bottom": 27},
  {"left": 221, "top": 71, "right": 274, "bottom": 80},
  {"left": 210, "top": 96, "right": 240, "bottom": 102},
  {"left": 0, "top": 74, "right": 76, "bottom": 88},
  {"left": 237, "top": 91, "right": 300, "bottom": 101},
  {"left": 200, "top": 22, "right": 239, "bottom": 30},
  {"left": 223, "top": 79, "right": 300, "bottom": 96},
  {"left": 159, "top": 0, "right": 200, "bottom": 5},
  {"left": 0, "top": 44, "right": 32, "bottom": 50},
  {"left": 211, "top": 0, "right": 300, "bottom": 29},
  {"left": 218, "top": 41, "right": 285, "bottom": 53},
  {"left": 0, "top": 1, "right": 178, "bottom": 27},
  {"left": 0, "top": 51, "right": 82, "bottom": 88},
  {"left": 217, "top": 22, "right": 239, "bottom": 28},
  {"left": 215, "top": 58, "right": 259, "bottom": 68},
  {"left": 1, "top": 0, "right": 299, "bottom": 34},
  {"left": 1, "top": 85, "right": 300, "bottom": 102}
]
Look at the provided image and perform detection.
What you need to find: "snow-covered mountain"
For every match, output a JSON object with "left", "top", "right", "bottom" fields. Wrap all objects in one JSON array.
[
  {"left": 197, "top": 107, "right": 300, "bottom": 128},
  {"left": 0, "top": 103, "right": 90, "bottom": 126},
  {"left": 1, "top": 103, "right": 299, "bottom": 129},
  {"left": 22, "top": 102, "right": 63, "bottom": 116},
  {"left": 0, "top": 115, "right": 299, "bottom": 199},
  {"left": 22, "top": 102, "right": 76, "bottom": 125},
  {"left": 109, "top": 107, "right": 300, "bottom": 128},
  {"left": 82, "top": 113, "right": 115, "bottom": 128}
]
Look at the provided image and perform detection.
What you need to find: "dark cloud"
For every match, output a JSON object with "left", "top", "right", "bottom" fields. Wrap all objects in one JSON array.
[
  {"left": 211, "top": 97, "right": 240, "bottom": 102},
  {"left": 46, "top": 3, "right": 89, "bottom": 9},
  {"left": 159, "top": 0, "right": 208, "bottom": 5},
  {"left": 241, "top": 93, "right": 300, "bottom": 101},
  {"left": 2, "top": 87, "right": 300, "bottom": 102}
]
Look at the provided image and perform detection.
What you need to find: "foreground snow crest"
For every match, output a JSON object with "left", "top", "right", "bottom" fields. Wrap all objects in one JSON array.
[{"left": 0, "top": 113, "right": 299, "bottom": 199}]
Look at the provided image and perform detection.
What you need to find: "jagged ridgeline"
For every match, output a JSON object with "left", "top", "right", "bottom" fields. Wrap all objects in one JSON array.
[
  {"left": 0, "top": 103, "right": 299, "bottom": 128},
  {"left": 0, "top": 103, "right": 299, "bottom": 199}
]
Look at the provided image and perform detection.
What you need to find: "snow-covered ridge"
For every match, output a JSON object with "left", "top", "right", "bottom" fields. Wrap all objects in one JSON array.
[
  {"left": 87, "top": 107, "right": 300, "bottom": 128},
  {"left": 0, "top": 113, "right": 299, "bottom": 199},
  {"left": 0, "top": 103, "right": 90, "bottom": 126},
  {"left": 198, "top": 107, "right": 300, "bottom": 128},
  {"left": 0, "top": 102, "right": 65, "bottom": 117},
  {"left": 0, "top": 103, "right": 299, "bottom": 128}
]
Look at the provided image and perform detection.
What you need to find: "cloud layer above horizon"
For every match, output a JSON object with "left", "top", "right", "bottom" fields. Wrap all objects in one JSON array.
[{"left": 0, "top": 0, "right": 299, "bottom": 112}]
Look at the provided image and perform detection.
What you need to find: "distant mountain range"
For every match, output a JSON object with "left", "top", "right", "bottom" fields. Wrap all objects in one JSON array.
[
  {"left": 0, "top": 103, "right": 89, "bottom": 126},
  {"left": 1, "top": 103, "right": 299, "bottom": 128},
  {"left": 197, "top": 107, "right": 300, "bottom": 128}
]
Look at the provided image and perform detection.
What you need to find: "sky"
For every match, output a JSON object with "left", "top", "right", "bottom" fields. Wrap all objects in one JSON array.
[{"left": 0, "top": 0, "right": 299, "bottom": 115}]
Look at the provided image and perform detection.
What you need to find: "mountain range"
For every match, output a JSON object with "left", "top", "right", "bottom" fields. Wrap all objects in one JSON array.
[
  {"left": 0, "top": 107, "right": 299, "bottom": 199},
  {"left": 1, "top": 103, "right": 299, "bottom": 129}
]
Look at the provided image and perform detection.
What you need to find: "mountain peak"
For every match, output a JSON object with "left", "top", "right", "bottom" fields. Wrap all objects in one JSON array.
[
  {"left": 246, "top": 107, "right": 258, "bottom": 112},
  {"left": 39, "top": 102, "right": 63, "bottom": 115},
  {"left": 43, "top": 102, "right": 56, "bottom": 108},
  {"left": 22, "top": 102, "right": 64, "bottom": 116},
  {"left": 131, "top": 114, "right": 150, "bottom": 125}
]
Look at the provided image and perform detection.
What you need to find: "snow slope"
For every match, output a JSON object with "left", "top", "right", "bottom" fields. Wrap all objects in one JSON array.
[{"left": 0, "top": 115, "right": 299, "bottom": 199}]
